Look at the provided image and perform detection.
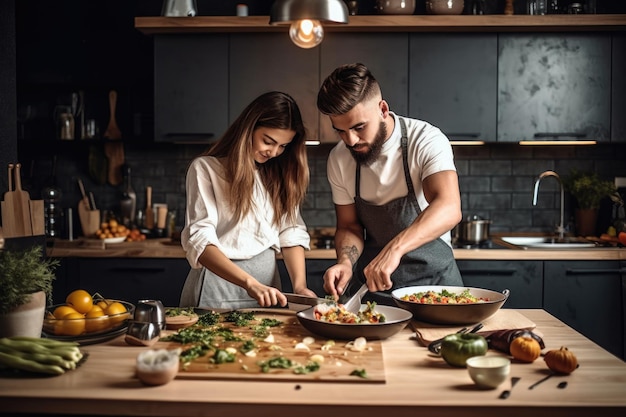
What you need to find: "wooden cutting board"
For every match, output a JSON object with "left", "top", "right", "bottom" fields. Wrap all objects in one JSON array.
[
  {"left": 412, "top": 309, "right": 537, "bottom": 345},
  {"left": 155, "top": 309, "right": 385, "bottom": 383}
]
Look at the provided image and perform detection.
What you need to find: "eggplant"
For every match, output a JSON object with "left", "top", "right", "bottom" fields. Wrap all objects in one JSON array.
[{"left": 477, "top": 329, "right": 545, "bottom": 354}]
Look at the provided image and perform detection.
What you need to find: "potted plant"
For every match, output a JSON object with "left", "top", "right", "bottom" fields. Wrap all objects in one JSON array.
[
  {"left": 0, "top": 246, "right": 59, "bottom": 338},
  {"left": 563, "top": 170, "right": 621, "bottom": 236}
]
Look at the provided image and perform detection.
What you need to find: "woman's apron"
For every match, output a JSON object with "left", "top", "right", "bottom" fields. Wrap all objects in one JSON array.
[
  {"left": 354, "top": 118, "right": 462, "bottom": 305},
  {"left": 179, "top": 248, "right": 281, "bottom": 309}
]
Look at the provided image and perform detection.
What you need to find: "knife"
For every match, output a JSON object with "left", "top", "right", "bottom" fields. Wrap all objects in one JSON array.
[{"left": 284, "top": 293, "right": 329, "bottom": 307}]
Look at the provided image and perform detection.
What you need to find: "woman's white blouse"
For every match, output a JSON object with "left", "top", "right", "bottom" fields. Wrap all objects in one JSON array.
[{"left": 181, "top": 156, "right": 310, "bottom": 269}]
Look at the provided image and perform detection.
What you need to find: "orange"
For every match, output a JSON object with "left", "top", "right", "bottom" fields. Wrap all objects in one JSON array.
[
  {"left": 85, "top": 309, "right": 110, "bottom": 333},
  {"left": 106, "top": 302, "right": 129, "bottom": 326},
  {"left": 53, "top": 305, "right": 78, "bottom": 319},
  {"left": 55, "top": 312, "right": 86, "bottom": 336},
  {"left": 66, "top": 289, "right": 93, "bottom": 314}
]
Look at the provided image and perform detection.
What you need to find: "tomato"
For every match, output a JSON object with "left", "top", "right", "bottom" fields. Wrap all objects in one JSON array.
[
  {"left": 66, "top": 289, "right": 93, "bottom": 314},
  {"left": 55, "top": 312, "right": 86, "bottom": 336},
  {"left": 440, "top": 333, "right": 488, "bottom": 368},
  {"left": 618, "top": 231, "right": 626, "bottom": 246},
  {"left": 53, "top": 305, "right": 78, "bottom": 319}
]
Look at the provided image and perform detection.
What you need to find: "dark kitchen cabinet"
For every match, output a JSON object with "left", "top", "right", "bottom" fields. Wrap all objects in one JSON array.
[
  {"left": 456, "top": 260, "right": 543, "bottom": 308},
  {"left": 278, "top": 259, "right": 333, "bottom": 297},
  {"left": 612, "top": 33, "right": 626, "bottom": 142},
  {"left": 62, "top": 258, "right": 190, "bottom": 307},
  {"left": 543, "top": 260, "right": 625, "bottom": 360},
  {"left": 229, "top": 34, "right": 319, "bottom": 140},
  {"left": 409, "top": 34, "right": 497, "bottom": 143},
  {"left": 154, "top": 34, "right": 228, "bottom": 143},
  {"left": 497, "top": 34, "right": 611, "bottom": 143},
  {"left": 320, "top": 33, "right": 409, "bottom": 142}
]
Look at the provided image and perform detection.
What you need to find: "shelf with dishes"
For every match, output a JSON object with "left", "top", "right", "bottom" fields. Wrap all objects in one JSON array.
[{"left": 135, "top": 14, "right": 626, "bottom": 34}]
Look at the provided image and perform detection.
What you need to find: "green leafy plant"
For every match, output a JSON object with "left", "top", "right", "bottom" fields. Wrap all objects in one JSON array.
[
  {"left": 564, "top": 170, "right": 621, "bottom": 210},
  {"left": 0, "top": 246, "right": 59, "bottom": 315}
]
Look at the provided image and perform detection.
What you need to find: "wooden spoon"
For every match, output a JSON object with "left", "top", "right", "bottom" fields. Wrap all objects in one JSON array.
[
  {"left": 103, "top": 90, "right": 124, "bottom": 185},
  {"left": 103, "top": 90, "right": 121, "bottom": 140}
]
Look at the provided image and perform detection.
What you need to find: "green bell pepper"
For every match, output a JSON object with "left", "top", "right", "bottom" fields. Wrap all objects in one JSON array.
[{"left": 440, "top": 333, "right": 488, "bottom": 367}]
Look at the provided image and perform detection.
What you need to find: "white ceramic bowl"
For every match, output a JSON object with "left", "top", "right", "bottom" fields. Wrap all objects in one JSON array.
[
  {"left": 136, "top": 348, "right": 181, "bottom": 386},
  {"left": 466, "top": 356, "right": 511, "bottom": 389}
]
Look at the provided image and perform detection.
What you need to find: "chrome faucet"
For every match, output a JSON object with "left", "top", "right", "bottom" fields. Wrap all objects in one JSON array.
[{"left": 533, "top": 170, "right": 565, "bottom": 239}]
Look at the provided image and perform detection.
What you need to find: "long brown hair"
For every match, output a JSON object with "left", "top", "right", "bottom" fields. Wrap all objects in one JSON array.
[{"left": 204, "top": 91, "right": 309, "bottom": 226}]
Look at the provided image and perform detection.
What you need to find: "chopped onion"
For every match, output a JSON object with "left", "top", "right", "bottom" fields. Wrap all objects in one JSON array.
[
  {"left": 302, "top": 336, "right": 315, "bottom": 345},
  {"left": 310, "top": 354, "right": 325, "bottom": 363},
  {"left": 294, "top": 342, "right": 310, "bottom": 351},
  {"left": 346, "top": 337, "right": 367, "bottom": 352},
  {"left": 264, "top": 333, "right": 275, "bottom": 343}
]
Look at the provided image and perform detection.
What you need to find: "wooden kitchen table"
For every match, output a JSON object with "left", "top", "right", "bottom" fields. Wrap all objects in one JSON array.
[{"left": 1, "top": 309, "right": 625, "bottom": 417}]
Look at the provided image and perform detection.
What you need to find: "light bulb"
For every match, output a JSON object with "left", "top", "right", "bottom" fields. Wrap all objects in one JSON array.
[{"left": 289, "top": 19, "right": 324, "bottom": 49}]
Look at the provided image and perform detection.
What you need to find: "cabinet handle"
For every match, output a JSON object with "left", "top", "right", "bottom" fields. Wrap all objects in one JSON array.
[
  {"left": 107, "top": 267, "right": 167, "bottom": 273},
  {"left": 447, "top": 133, "right": 481, "bottom": 138},
  {"left": 533, "top": 132, "right": 586, "bottom": 139},
  {"left": 565, "top": 268, "right": 626, "bottom": 275},
  {"left": 459, "top": 269, "right": 517, "bottom": 275}
]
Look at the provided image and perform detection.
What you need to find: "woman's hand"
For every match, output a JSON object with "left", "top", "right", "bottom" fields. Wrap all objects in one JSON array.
[{"left": 246, "top": 282, "right": 288, "bottom": 307}]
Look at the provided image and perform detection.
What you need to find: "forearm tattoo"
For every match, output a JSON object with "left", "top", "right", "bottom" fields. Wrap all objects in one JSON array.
[{"left": 340, "top": 245, "right": 360, "bottom": 266}]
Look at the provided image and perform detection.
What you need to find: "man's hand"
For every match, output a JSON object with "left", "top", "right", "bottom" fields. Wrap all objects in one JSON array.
[
  {"left": 322, "top": 263, "right": 354, "bottom": 301},
  {"left": 363, "top": 246, "right": 402, "bottom": 291}
]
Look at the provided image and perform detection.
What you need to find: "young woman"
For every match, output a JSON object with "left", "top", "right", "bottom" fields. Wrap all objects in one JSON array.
[{"left": 179, "top": 91, "right": 315, "bottom": 309}]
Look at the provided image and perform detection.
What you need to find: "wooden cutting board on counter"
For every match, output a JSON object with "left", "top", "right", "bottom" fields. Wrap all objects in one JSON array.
[
  {"left": 156, "top": 309, "right": 385, "bottom": 383},
  {"left": 412, "top": 309, "right": 537, "bottom": 345}
]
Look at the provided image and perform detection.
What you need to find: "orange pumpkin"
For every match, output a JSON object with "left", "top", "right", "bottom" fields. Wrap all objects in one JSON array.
[
  {"left": 544, "top": 346, "right": 578, "bottom": 374},
  {"left": 509, "top": 336, "right": 542, "bottom": 363}
]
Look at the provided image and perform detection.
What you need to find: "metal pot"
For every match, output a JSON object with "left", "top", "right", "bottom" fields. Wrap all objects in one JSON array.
[{"left": 458, "top": 215, "right": 492, "bottom": 244}]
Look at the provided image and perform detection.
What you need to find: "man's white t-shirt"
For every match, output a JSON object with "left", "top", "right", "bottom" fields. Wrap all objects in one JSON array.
[{"left": 327, "top": 112, "right": 457, "bottom": 211}]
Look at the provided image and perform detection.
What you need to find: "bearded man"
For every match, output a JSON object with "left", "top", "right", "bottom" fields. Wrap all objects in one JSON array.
[{"left": 317, "top": 63, "right": 464, "bottom": 305}]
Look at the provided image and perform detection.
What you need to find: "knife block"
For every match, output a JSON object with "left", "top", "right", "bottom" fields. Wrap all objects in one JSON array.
[{"left": 77, "top": 199, "right": 100, "bottom": 237}]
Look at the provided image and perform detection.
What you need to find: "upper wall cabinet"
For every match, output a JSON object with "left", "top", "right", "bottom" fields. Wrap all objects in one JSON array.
[
  {"left": 612, "top": 33, "right": 626, "bottom": 142},
  {"left": 409, "top": 34, "right": 497, "bottom": 142},
  {"left": 497, "top": 34, "right": 611, "bottom": 143},
  {"left": 229, "top": 34, "right": 319, "bottom": 139},
  {"left": 320, "top": 33, "right": 409, "bottom": 143},
  {"left": 154, "top": 34, "right": 228, "bottom": 143}
]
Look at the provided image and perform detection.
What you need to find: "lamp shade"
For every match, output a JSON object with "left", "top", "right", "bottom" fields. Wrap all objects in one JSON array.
[{"left": 269, "top": 0, "right": 349, "bottom": 25}]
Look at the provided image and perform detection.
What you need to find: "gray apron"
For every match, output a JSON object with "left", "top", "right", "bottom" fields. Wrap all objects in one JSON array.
[
  {"left": 354, "top": 118, "right": 462, "bottom": 305},
  {"left": 179, "top": 248, "right": 281, "bottom": 309}
]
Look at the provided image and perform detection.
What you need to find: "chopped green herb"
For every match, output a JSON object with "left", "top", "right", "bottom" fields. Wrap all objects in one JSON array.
[
  {"left": 240, "top": 340, "right": 256, "bottom": 354},
  {"left": 165, "top": 307, "right": 196, "bottom": 317},
  {"left": 211, "top": 349, "right": 236, "bottom": 364},
  {"left": 259, "top": 318, "right": 282, "bottom": 327},
  {"left": 252, "top": 325, "right": 270, "bottom": 338},
  {"left": 258, "top": 356, "right": 293, "bottom": 373},
  {"left": 293, "top": 361, "right": 321, "bottom": 374},
  {"left": 197, "top": 310, "right": 221, "bottom": 326},
  {"left": 224, "top": 310, "right": 256, "bottom": 326},
  {"left": 350, "top": 369, "right": 368, "bottom": 378}
]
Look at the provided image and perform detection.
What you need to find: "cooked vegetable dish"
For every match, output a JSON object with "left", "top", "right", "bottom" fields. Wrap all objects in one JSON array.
[
  {"left": 313, "top": 301, "right": 386, "bottom": 324},
  {"left": 400, "top": 289, "right": 489, "bottom": 304}
]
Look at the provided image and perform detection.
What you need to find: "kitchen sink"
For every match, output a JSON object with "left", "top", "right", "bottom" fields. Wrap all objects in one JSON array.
[{"left": 500, "top": 236, "right": 597, "bottom": 249}]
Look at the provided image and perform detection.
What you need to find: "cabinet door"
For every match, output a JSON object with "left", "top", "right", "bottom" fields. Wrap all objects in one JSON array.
[
  {"left": 278, "top": 259, "right": 333, "bottom": 297},
  {"left": 320, "top": 33, "right": 409, "bottom": 143},
  {"left": 544, "top": 261, "right": 624, "bottom": 360},
  {"left": 229, "top": 34, "right": 319, "bottom": 140},
  {"left": 154, "top": 34, "right": 228, "bottom": 143},
  {"left": 456, "top": 260, "right": 543, "bottom": 308},
  {"left": 76, "top": 258, "right": 190, "bottom": 307},
  {"left": 409, "top": 34, "right": 497, "bottom": 143},
  {"left": 612, "top": 33, "right": 626, "bottom": 142},
  {"left": 498, "top": 34, "right": 611, "bottom": 142}
]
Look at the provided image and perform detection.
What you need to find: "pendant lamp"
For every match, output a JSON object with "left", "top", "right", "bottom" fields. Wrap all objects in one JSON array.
[{"left": 269, "top": 0, "right": 349, "bottom": 49}]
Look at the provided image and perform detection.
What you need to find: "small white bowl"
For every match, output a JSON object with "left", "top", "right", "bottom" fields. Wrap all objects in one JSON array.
[
  {"left": 136, "top": 348, "right": 181, "bottom": 386},
  {"left": 466, "top": 356, "right": 511, "bottom": 389}
]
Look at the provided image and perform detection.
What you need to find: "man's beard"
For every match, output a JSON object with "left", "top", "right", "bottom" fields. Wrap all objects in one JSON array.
[{"left": 348, "top": 121, "right": 387, "bottom": 166}]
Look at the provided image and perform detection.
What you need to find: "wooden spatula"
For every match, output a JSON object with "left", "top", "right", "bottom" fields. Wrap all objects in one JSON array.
[
  {"left": 145, "top": 186, "right": 154, "bottom": 229},
  {"left": 103, "top": 90, "right": 124, "bottom": 186},
  {"left": 12, "top": 163, "right": 33, "bottom": 236},
  {"left": 1, "top": 164, "right": 18, "bottom": 237}
]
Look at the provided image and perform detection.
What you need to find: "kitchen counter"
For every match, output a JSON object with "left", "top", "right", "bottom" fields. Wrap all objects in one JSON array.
[
  {"left": 1, "top": 309, "right": 625, "bottom": 417},
  {"left": 46, "top": 237, "right": 626, "bottom": 261}
]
